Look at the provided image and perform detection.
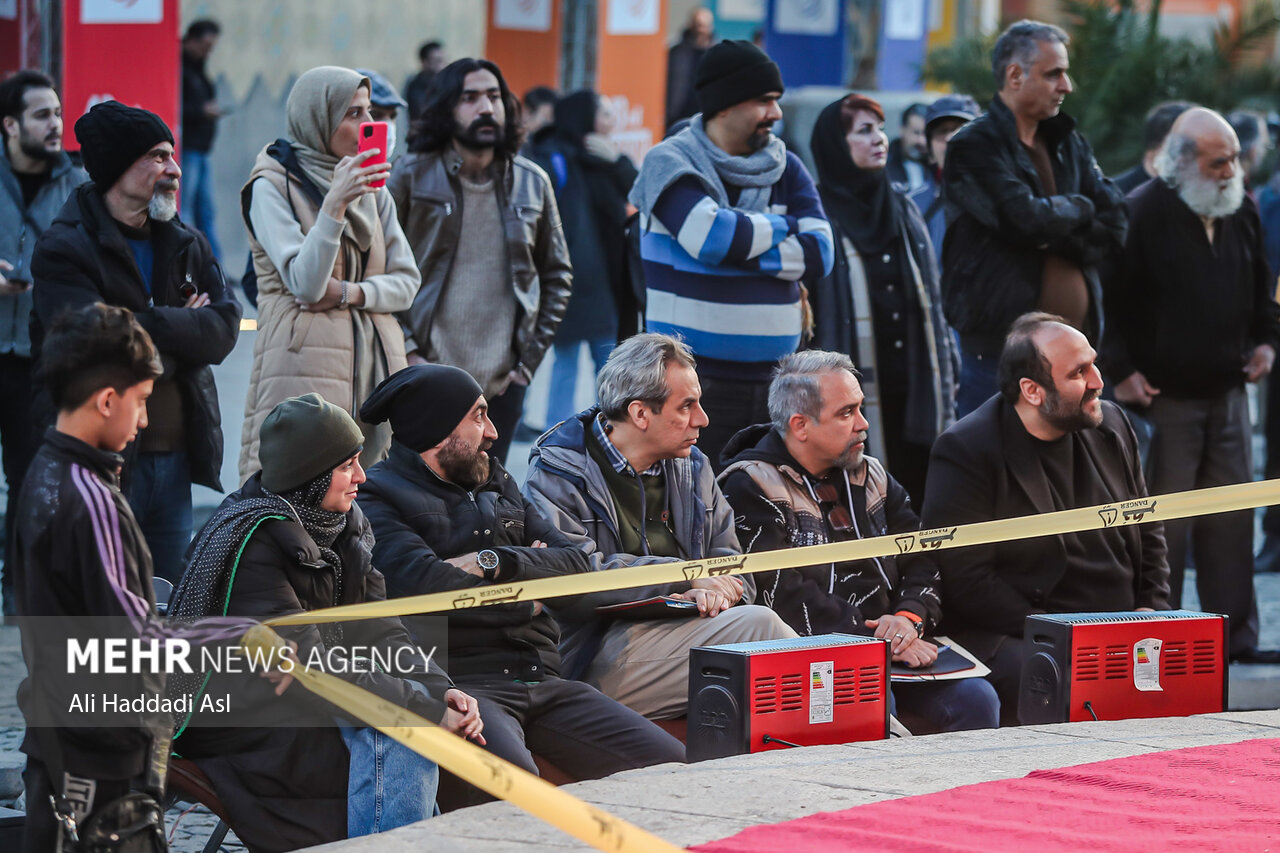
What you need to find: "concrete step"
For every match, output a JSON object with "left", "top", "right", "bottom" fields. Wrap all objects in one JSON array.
[{"left": 306, "top": 710, "right": 1280, "bottom": 852}]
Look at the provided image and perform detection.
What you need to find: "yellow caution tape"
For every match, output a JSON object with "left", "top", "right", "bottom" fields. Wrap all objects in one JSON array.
[
  {"left": 240, "top": 626, "right": 682, "bottom": 853},
  {"left": 266, "top": 478, "right": 1280, "bottom": 628}
]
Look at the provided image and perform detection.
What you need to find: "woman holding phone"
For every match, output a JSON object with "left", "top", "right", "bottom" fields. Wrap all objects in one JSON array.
[{"left": 239, "top": 65, "right": 420, "bottom": 480}]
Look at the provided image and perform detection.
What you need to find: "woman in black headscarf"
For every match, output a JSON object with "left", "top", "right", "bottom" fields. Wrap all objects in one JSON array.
[
  {"left": 810, "top": 94, "right": 957, "bottom": 504},
  {"left": 527, "top": 90, "right": 639, "bottom": 427}
]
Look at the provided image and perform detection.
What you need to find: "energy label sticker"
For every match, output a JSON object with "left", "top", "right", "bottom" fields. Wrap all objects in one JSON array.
[
  {"left": 810, "top": 660, "right": 834, "bottom": 724},
  {"left": 1133, "top": 638, "right": 1162, "bottom": 692}
]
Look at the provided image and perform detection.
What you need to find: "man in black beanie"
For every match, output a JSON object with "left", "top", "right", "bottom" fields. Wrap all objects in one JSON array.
[
  {"left": 356, "top": 364, "right": 684, "bottom": 811},
  {"left": 29, "top": 100, "right": 241, "bottom": 583},
  {"left": 629, "top": 39, "right": 834, "bottom": 472}
]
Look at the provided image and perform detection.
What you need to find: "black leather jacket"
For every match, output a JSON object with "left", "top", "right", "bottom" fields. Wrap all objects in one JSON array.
[{"left": 940, "top": 96, "right": 1126, "bottom": 351}]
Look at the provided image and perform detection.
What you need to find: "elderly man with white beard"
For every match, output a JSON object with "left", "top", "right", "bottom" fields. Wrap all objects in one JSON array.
[
  {"left": 1103, "top": 106, "right": 1280, "bottom": 664},
  {"left": 30, "top": 100, "right": 241, "bottom": 583}
]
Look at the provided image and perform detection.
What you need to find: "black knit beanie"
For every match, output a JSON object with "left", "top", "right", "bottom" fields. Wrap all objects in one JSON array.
[
  {"left": 74, "top": 100, "right": 175, "bottom": 192},
  {"left": 695, "top": 40, "right": 785, "bottom": 119},
  {"left": 259, "top": 394, "right": 364, "bottom": 493},
  {"left": 360, "top": 364, "right": 484, "bottom": 453}
]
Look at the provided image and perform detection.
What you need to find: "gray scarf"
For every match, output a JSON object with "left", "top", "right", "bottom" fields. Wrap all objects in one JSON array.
[{"left": 629, "top": 114, "right": 787, "bottom": 214}]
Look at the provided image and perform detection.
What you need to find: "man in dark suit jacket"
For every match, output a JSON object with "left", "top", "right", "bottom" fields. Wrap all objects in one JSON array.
[{"left": 921, "top": 312, "right": 1170, "bottom": 723}]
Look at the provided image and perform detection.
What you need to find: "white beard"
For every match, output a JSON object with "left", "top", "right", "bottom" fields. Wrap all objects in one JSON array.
[
  {"left": 148, "top": 190, "right": 178, "bottom": 222},
  {"left": 1176, "top": 165, "right": 1245, "bottom": 219}
]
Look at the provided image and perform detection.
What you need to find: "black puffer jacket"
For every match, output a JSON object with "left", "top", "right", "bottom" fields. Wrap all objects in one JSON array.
[
  {"left": 358, "top": 441, "right": 591, "bottom": 681},
  {"left": 174, "top": 474, "right": 451, "bottom": 852},
  {"left": 940, "top": 96, "right": 1126, "bottom": 351},
  {"left": 30, "top": 183, "right": 240, "bottom": 490}
]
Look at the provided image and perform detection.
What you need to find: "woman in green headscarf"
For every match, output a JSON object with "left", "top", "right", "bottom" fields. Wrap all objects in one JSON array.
[{"left": 240, "top": 66, "right": 421, "bottom": 481}]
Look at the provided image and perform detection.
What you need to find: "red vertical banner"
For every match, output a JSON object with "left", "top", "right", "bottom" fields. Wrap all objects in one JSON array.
[
  {"left": 61, "top": 0, "right": 180, "bottom": 152},
  {"left": 0, "top": 10, "right": 18, "bottom": 80},
  {"left": 0, "top": 0, "right": 38, "bottom": 79},
  {"left": 595, "top": 0, "right": 667, "bottom": 164},
  {"left": 486, "top": 0, "right": 561, "bottom": 99},
  {"left": 0, "top": 4, "right": 20, "bottom": 80}
]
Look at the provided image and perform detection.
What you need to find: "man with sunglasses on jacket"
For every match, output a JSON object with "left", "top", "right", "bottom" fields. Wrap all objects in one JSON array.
[{"left": 720, "top": 350, "right": 999, "bottom": 732}]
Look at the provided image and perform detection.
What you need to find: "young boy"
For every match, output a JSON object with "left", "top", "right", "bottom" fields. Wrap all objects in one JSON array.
[{"left": 12, "top": 303, "right": 275, "bottom": 851}]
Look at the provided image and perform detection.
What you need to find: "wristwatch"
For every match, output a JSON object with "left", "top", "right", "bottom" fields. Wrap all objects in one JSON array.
[{"left": 477, "top": 549, "right": 501, "bottom": 582}]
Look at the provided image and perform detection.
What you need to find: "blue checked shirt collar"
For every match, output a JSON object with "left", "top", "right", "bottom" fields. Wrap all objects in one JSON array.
[{"left": 593, "top": 412, "right": 663, "bottom": 477}]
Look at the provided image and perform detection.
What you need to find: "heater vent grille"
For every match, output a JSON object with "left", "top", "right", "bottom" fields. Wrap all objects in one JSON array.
[
  {"left": 754, "top": 666, "right": 885, "bottom": 712},
  {"left": 1075, "top": 645, "right": 1099, "bottom": 681},
  {"left": 1073, "top": 645, "right": 1131, "bottom": 681},
  {"left": 1073, "top": 639, "right": 1220, "bottom": 682},
  {"left": 1034, "top": 609, "right": 1210, "bottom": 626},
  {"left": 1164, "top": 642, "right": 1188, "bottom": 677},
  {"left": 834, "top": 667, "right": 859, "bottom": 706},
  {"left": 780, "top": 674, "right": 804, "bottom": 712},
  {"left": 832, "top": 666, "right": 882, "bottom": 704},
  {"left": 1191, "top": 639, "right": 1218, "bottom": 675},
  {"left": 753, "top": 675, "right": 778, "bottom": 714},
  {"left": 1103, "top": 645, "right": 1129, "bottom": 680}
]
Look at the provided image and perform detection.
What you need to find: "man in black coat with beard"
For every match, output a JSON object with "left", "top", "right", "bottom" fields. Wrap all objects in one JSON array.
[
  {"left": 357, "top": 364, "right": 684, "bottom": 810},
  {"left": 922, "top": 313, "right": 1171, "bottom": 723},
  {"left": 1103, "top": 107, "right": 1280, "bottom": 664}
]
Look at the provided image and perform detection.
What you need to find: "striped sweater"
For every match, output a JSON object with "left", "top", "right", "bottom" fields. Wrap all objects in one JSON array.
[{"left": 638, "top": 151, "right": 834, "bottom": 379}]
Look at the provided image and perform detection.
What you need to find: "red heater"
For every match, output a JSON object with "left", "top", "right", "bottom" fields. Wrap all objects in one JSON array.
[
  {"left": 1019, "top": 610, "right": 1228, "bottom": 725},
  {"left": 687, "top": 634, "right": 889, "bottom": 762}
]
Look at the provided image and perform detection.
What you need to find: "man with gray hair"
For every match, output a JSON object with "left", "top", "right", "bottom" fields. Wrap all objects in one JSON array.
[
  {"left": 524, "top": 332, "right": 795, "bottom": 719},
  {"left": 719, "top": 350, "right": 999, "bottom": 731},
  {"left": 1103, "top": 106, "right": 1280, "bottom": 664},
  {"left": 942, "top": 19, "right": 1126, "bottom": 416}
]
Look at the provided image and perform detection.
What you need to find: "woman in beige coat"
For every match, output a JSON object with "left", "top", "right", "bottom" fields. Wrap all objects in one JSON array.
[{"left": 240, "top": 66, "right": 420, "bottom": 479}]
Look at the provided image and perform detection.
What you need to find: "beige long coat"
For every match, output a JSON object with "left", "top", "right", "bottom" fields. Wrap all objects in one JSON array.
[{"left": 238, "top": 151, "right": 418, "bottom": 480}]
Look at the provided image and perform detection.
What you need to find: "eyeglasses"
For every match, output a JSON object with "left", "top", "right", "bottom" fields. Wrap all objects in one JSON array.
[{"left": 812, "top": 481, "right": 854, "bottom": 533}]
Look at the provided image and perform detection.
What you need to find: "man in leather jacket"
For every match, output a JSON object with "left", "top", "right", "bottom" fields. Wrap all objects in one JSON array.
[
  {"left": 388, "top": 57, "right": 572, "bottom": 464},
  {"left": 941, "top": 20, "right": 1125, "bottom": 417}
]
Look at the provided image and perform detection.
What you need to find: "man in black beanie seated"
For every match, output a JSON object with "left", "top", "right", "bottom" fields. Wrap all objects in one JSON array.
[{"left": 358, "top": 365, "right": 685, "bottom": 810}]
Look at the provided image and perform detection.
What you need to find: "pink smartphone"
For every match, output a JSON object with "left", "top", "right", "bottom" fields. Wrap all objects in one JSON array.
[{"left": 358, "top": 121, "right": 389, "bottom": 189}]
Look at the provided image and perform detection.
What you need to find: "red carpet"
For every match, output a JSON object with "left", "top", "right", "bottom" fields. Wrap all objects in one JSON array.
[{"left": 693, "top": 738, "right": 1280, "bottom": 852}]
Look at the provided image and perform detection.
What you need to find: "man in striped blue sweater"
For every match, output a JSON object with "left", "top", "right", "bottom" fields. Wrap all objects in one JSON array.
[{"left": 630, "top": 40, "right": 834, "bottom": 470}]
